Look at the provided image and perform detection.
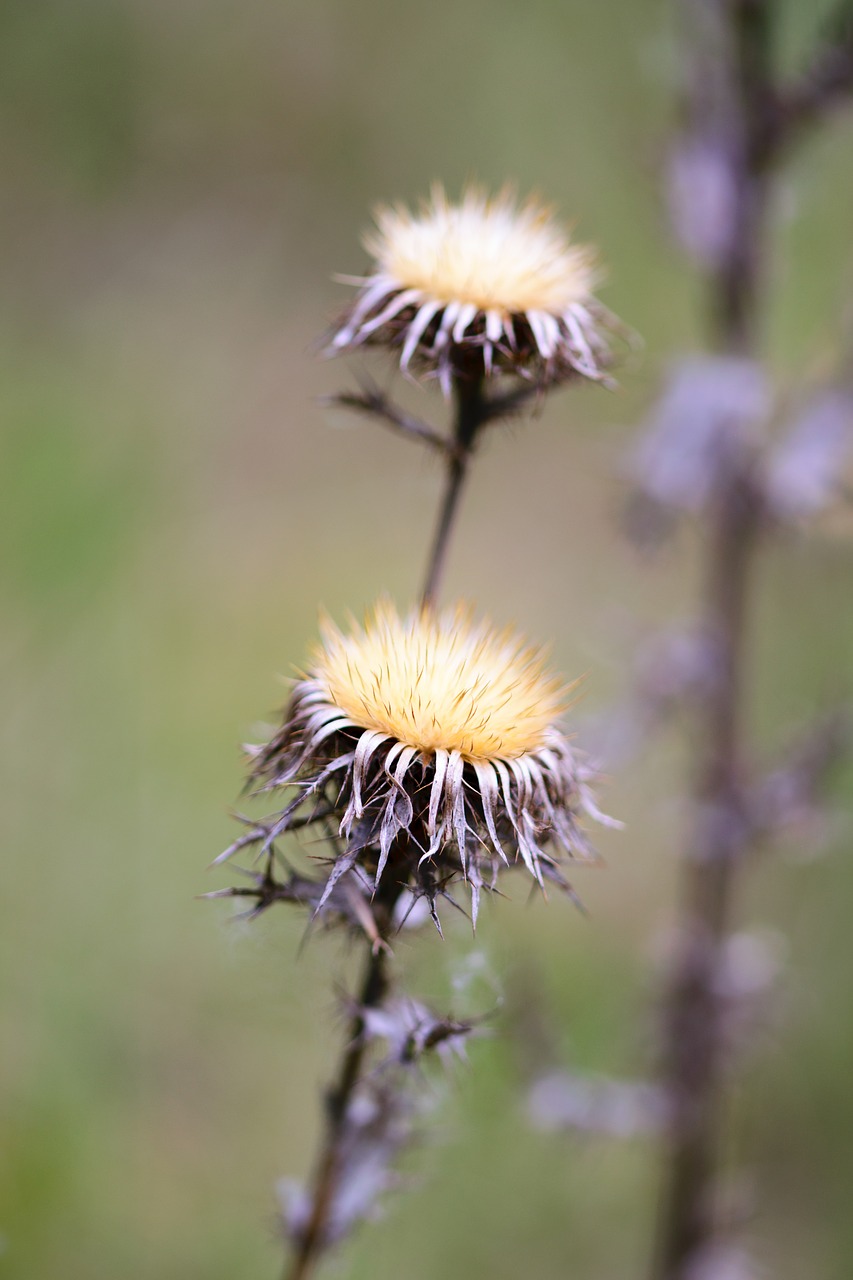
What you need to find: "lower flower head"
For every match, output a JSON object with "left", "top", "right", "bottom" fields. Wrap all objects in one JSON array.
[
  {"left": 328, "top": 184, "right": 623, "bottom": 393},
  {"left": 242, "top": 601, "right": 613, "bottom": 927},
  {"left": 313, "top": 601, "right": 566, "bottom": 762}
]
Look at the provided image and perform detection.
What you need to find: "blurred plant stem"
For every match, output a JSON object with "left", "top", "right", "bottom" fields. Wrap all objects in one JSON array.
[
  {"left": 653, "top": 2, "right": 853, "bottom": 1276},
  {"left": 287, "top": 941, "right": 390, "bottom": 1280}
]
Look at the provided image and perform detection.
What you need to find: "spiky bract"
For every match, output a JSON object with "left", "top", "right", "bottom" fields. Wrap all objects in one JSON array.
[
  {"left": 233, "top": 601, "right": 611, "bottom": 928},
  {"left": 328, "top": 185, "right": 621, "bottom": 393}
]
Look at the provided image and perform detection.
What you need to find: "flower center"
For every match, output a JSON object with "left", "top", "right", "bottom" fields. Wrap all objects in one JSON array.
[
  {"left": 311, "top": 603, "right": 568, "bottom": 763},
  {"left": 366, "top": 188, "right": 598, "bottom": 314}
]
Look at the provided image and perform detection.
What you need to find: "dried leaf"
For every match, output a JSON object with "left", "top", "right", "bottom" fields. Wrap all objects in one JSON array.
[
  {"left": 527, "top": 1069, "right": 666, "bottom": 1138},
  {"left": 632, "top": 357, "right": 769, "bottom": 518},
  {"left": 668, "top": 139, "right": 739, "bottom": 269},
  {"left": 747, "top": 710, "right": 848, "bottom": 852},
  {"left": 764, "top": 388, "right": 853, "bottom": 522}
]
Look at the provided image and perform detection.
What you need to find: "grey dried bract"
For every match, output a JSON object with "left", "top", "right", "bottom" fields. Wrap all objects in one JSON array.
[
  {"left": 329, "top": 295, "right": 620, "bottom": 395},
  {"left": 631, "top": 356, "right": 770, "bottom": 516},
  {"left": 361, "top": 996, "right": 482, "bottom": 1067},
  {"left": 528, "top": 1069, "right": 666, "bottom": 1138},
  {"left": 764, "top": 387, "right": 853, "bottom": 523},
  {"left": 281, "top": 1077, "right": 412, "bottom": 1252},
  {"left": 237, "top": 698, "right": 603, "bottom": 931},
  {"left": 280, "top": 999, "right": 480, "bottom": 1254}
]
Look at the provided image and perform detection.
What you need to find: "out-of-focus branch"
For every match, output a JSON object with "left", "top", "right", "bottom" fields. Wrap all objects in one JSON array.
[
  {"left": 653, "top": 2, "right": 831, "bottom": 1277},
  {"left": 325, "top": 380, "right": 452, "bottom": 455},
  {"left": 287, "top": 942, "right": 391, "bottom": 1280},
  {"left": 762, "top": 0, "right": 853, "bottom": 163}
]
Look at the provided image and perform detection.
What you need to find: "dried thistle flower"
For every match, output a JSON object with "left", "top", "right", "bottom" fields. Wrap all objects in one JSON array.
[
  {"left": 242, "top": 600, "right": 611, "bottom": 927},
  {"left": 328, "top": 184, "right": 622, "bottom": 393}
]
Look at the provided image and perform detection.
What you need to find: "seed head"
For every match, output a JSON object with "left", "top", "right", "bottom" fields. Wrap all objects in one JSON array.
[
  {"left": 314, "top": 601, "right": 566, "bottom": 762},
  {"left": 328, "top": 184, "right": 622, "bottom": 393},
  {"left": 241, "top": 601, "right": 612, "bottom": 928}
]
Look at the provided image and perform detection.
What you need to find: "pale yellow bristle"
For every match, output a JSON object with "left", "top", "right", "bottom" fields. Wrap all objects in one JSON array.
[
  {"left": 311, "top": 601, "right": 570, "bottom": 763},
  {"left": 364, "top": 184, "right": 598, "bottom": 315}
]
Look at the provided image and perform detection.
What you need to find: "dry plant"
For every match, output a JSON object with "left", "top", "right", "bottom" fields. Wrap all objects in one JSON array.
[
  {"left": 649, "top": 5, "right": 853, "bottom": 1276},
  {"left": 527, "top": 5, "right": 853, "bottom": 1280},
  {"left": 210, "top": 7, "right": 853, "bottom": 1278},
  {"left": 211, "top": 186, "right": 627, "bottom": 1280}
]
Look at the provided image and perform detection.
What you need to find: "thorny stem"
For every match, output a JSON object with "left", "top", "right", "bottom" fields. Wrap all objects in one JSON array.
[
  {"left": 652, "top": 1, "right": 847, "bottom": 1275},
  {"left": 286, "top": 940, "right": 390, "bottom": 1280},
  {"left": 653, "top": 463, "right": 759, "bottom": 1280},
  {"left": 765, "top": 0, "right": 853, "bottom": 158},
  {"left": 285, "top": 373, "right": 489, "bottom": 1280},
  {"left": 328, "top": 384, "right": 450, "bottom": 455},
  {"left": 710, "top": 0, "right": 772, "bottom": 352},
  {"left": 420, "top": 372, "right": 486, "bottom": 609},
  {"left": 284, "top": 387, "right": 489, "bottom": 1279},
  {"left": 286, "top": 365, "right": 492, "bottom": 1279}
]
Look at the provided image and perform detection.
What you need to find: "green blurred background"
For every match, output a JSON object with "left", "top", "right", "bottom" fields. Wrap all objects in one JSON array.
[{"left": 2, "top": 1, "right": 852, "bottom": 1276}]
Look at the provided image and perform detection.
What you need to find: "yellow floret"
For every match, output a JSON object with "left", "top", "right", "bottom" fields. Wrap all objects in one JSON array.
[
  {"left": 311, "top": 600, "right": 571, "bottom": 763},
  {"left": 365, "top": 184, "right": 599, "bottom": 315}
]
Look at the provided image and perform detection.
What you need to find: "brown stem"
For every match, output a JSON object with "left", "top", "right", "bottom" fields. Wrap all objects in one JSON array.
[
  {"left": 764, "top": 0, "right": 853, "bottom": 160},
  {"left": 286, "top": 943, "right": 390, "bottom": 1280},
  {"left": 652, "top": 2, "right": 772, "bottom": 1276},
  {"left": 653, "top": 463, "right": 760, "bottom": 1279},
  {"left": 420, "top": 372, "right": 486, "bottom": 609},
  {"left": 710, "top": 0, "right": 772, "bottom": 353},
  {"left": 284, "top": 373, "right": 487, "bottom": 1280},
  {"left": 327, "top": 384, "right": 451, "bottom": 455}
]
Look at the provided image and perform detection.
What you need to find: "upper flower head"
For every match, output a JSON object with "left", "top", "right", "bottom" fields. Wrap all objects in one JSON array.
[
  {"left": 237, "top": 600, "right": 612, "bottom": 929},
  {"left": 328, "top": 184, "right": 622, "bottom": 393}
]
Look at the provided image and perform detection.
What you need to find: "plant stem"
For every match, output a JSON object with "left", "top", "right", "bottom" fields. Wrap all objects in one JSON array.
[
  {"left": 286, "top": 943, "right": 389, "bottom": 1280},
  {"left": 653, "top": 468, "right": 759, "bottom": 1278},
  {"left": 652, "top": 2, "right": 771, "bottom": 1276},
  {"left": 285, "top": 374, "right": 488, "bottom": 1280},
  {"left": 421, "top": 372, "right": 486, "bottom": 609}
]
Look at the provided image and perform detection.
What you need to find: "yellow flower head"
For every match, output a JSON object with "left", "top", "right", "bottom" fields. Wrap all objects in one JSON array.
[
  {"left": 329, "top": 184, "right": 621, "bottom": 392},
  {"left": 312, "top": 601, "right": 569, "bottom": 763},
  {"left": 366, "top": 186, "right": 598, "bottom": 316},
  {"left": 244, "top": 601, "right": 610, "bottom": 927}
]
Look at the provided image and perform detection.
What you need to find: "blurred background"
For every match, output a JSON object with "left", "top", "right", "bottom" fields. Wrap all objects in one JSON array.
[{"left": 2, "top": 1, "right": 852, "bottom": 1276}]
